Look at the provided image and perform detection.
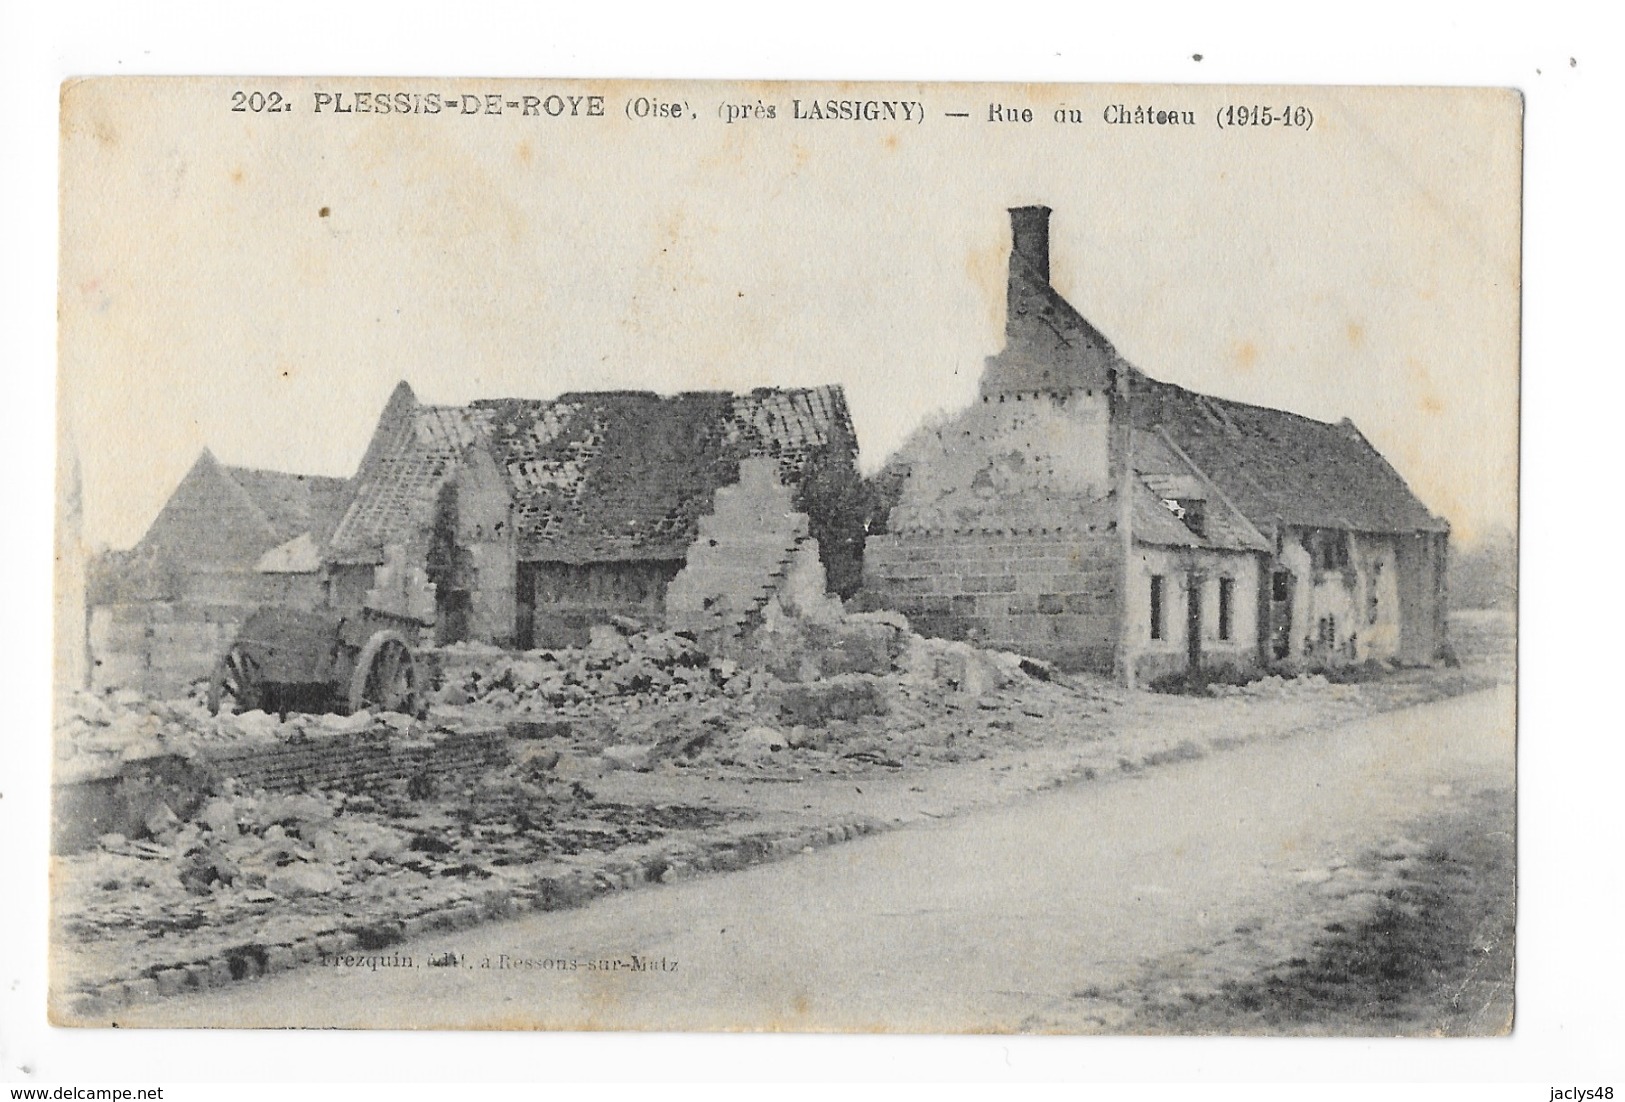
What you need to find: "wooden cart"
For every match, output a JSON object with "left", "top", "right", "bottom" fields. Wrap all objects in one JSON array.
[{"left": 207, "top": 605, "right": 424, "bottom": 717}]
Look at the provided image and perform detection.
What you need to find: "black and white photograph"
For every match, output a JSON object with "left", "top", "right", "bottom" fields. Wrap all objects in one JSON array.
[{"left": 49, "top": 77, "right": 1521, "bottom": 1037}]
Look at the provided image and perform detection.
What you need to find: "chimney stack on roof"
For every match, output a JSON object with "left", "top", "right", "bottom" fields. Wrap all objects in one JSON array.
[{"left": 1009, "top": 205, "right": 1052, "bottom": 284}]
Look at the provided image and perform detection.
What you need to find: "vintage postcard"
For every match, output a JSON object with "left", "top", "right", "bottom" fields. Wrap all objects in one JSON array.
[{"left": 53, "top": 77, "right": 1520, "bottom": 1033}]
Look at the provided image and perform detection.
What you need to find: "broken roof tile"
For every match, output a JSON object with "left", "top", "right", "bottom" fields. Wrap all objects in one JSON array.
[{"left": 328, "top": 385, "right": 857, "bottom": 564}]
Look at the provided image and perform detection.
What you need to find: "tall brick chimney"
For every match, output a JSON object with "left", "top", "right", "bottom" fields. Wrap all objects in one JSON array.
[
  {"left": 983, "top": 204, "right": 1118, "bottom": 399},
  {"left": 1009, "top": 205, "right": 1052, "bottom": 284}
]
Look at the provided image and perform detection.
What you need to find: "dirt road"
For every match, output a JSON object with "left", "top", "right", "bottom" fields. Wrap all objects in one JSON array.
[{"left": 121, "top": 683, "right": 1514, "bottom": 1032}]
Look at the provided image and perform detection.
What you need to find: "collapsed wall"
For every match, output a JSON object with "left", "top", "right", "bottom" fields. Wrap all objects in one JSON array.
[{"left": 665, "top": 458, "right": 833, "bottom": 656}]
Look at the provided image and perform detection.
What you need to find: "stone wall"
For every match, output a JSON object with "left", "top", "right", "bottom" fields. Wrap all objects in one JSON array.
[
  {"left": 881, "top": 394, "right": 1114, "bottom": 533},
  {"left": 1394, "top": 530, "right": 1449, "bottom": 665},
  {"left": 432, "top": 447, "right": 518, "bottom": 646},
  {"left": 1271, "top": 529, "right": 1418, "bottom": 666},
  {"left": 88, "top": 602, "right": 247, "bottom": 695},
  {"left": 860, "top": 529, "right": 1121, "bottom": 672},
  {"left": 1126, "top": 545, "right": 1263, "bottom": 683},
  {"left": 521, "top": 559, "right": 684, "bottom": 649},
  {"left": 666, "top": 458, "right": 825, "bottom": 655}
]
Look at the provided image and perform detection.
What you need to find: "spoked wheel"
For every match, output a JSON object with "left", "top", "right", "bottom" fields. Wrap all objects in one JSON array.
[
  {"left": 208, "top": 645, "right": 265, "bottom": 715},
  {"left": 347, "top": 631, "right": 418, "bottom": 716}
]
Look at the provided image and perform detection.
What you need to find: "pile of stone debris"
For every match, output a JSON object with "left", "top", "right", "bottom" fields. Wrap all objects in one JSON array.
[
  {"left": 430, "top": 621, "right": 750, "bottom": 715},
  {"left": 51, "top": 752, "right": 722, "bottom": 997},
  {"left": 54, "top": 754, "right": 614, "bottom": 988},
  {"left": 1207, "top": 672, "right": 1351, "bottom": 700},
  {"left": 450, "top": 608, "right": 1117, "bottom": 778},
  {"left": 54, "top": 688, "right": 419, "bottom": 786}
]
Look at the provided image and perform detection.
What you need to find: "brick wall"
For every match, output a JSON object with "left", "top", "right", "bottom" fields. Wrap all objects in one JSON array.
[
  {"left": 861, "top": 529, "right": 1120, "bottom": 672},
  {"left": 52, "top": 727, "right": 510, "bottom": 853},
  {"left": 203, "top": 726, "right": 509, "bottom": 794}
]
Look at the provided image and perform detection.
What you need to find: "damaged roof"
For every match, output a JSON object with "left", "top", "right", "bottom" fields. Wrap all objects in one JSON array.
[
  {"left": 1132, "top": 431, "right": 1271, "bottom": 553},
  {"left": 328, "top": 383, "right": 856, "bottom": 564},
  {"left": 327, "top": 396, "right": 491, "bottom": 564},
  {"left": 990, "top": 207, "right": 1446, "bottom": 541},
  {"left": 1127, "top": 374, "right": 1448, "bottom": 536}
]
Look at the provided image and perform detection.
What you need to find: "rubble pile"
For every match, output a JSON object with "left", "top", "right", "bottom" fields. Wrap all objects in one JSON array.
[
  {"left": 57, "top": 783, "right": 426, "bottom": 982},
  {"left": 54, "top": 754, "right": 739, "bottom": 994},
  {"left": 430, "top": 624, "right": 751, "bottom": 715},
  {"left": 443, "top": 607, "right": 1120, "bottom": 778},
  {"left": 53, "top": 689, "right": 223, "bottom": 785},
  {"left": 1208, "top": 673, "right": 1352, "bottom": 700}
]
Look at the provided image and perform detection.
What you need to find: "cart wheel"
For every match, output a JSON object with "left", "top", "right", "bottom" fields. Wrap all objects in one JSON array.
[
  {"left": 348, "top": 630, "right": 418, "bottom": 716},
  {"left": 208, "top": 646, "right": 264, "bottom": 716}
]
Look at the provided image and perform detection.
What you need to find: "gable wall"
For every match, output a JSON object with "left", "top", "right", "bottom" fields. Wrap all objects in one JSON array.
[
  {"left": 885, "top": 391, "right": 1114, "bottom": 533},
  {"left": 1393, "top": 531, "right": 1449, "bottom": 664},
  {"left": 137, "top": 462, "right": 280, "bottom": 570}
]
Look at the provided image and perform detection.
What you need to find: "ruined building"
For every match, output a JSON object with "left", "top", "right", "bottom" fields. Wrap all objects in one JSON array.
[
  {"left": 89, "top": 385, "right": 861, "bottom": 688},
  {"left": 87, "top": 450, "right": 350, "bottom": 690},
  {"left": 325, "top": 382, "right": 861, "bottom": 649},
  {"left": 861, "top": 206, "right": 1449, "bottom": 683}
]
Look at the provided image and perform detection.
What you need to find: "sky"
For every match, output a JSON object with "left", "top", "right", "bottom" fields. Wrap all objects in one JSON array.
[{"left": 59, "top": 78, "right": 1521, "bottom": 550}]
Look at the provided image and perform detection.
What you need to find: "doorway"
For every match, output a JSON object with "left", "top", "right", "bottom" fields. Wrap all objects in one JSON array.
[
  {"left": 1186, "top": 572, "right": 1203, "bottom": 672},
  {"left": 1269, "top": 569, "right": 1294, "bottom": 660}
]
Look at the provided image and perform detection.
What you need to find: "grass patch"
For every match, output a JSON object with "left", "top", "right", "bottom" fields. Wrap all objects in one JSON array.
[
  {"left": 1147, "top": 663, "right": 1257, "bottom": 696},
  {"left": 1130, "top": 788, "right": 1514, "bottom": 1035},
  {"left": 1140, "top": 740, "right": 1206, "bottom": 768}
]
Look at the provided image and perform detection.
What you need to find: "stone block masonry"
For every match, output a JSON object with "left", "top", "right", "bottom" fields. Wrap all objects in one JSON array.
[
  {"left": 88, "top": 602, "right": 247, "bottom": 695},
  {"left": 666, "top": 458, "right": 824, "bottom": 655},
  {"left": 861, "top": 529, "right": 1120, "bottom": 673}
]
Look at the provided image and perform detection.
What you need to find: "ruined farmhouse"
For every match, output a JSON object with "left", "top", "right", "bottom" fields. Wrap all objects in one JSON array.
[
  {"left": 860, "top": 206, "right": 1450, "bottom": 683},
  {"left": 325, "top": 382, "right": 861, "bottom": 650},
  {"left": 89, "top": 205, "right": 1447, "bottom": 692},
  {"left": 88, "top": 383, "right": 861, "bottom": 689}
]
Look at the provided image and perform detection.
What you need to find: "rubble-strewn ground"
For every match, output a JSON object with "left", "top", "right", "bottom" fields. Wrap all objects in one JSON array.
[{"left": 50, "top": 609, "right": 1513, "bottom": 1012}]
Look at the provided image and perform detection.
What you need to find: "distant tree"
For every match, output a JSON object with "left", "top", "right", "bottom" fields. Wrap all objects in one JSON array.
[
  {"left": 794, "top": 444, "right": 870, "bottom": 599},
  {"left": 1450, "top": 527, "right": 1517, "bottom": 610},
  {"left": 862, "top": 454, "right": 912, "bottom": 536}
]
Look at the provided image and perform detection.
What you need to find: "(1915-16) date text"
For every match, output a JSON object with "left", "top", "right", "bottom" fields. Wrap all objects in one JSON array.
[{"left": 1216, "top": 104, "right": 1314, "bottom": 130}]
